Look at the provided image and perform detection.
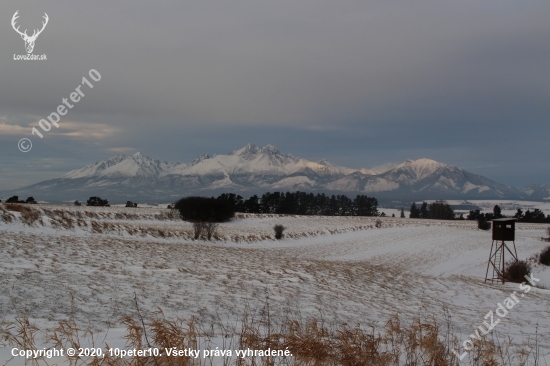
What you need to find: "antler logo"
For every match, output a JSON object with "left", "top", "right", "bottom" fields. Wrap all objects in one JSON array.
[{"left": 11, "top": 11, "right": 49, "bottom": 54}]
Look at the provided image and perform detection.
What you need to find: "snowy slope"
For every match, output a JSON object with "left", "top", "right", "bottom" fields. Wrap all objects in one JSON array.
[
  {"left": 1, "top": 207, "right": 549, "bottom": 364},
  {"left": 522, "top": 183, "right": 550, "bottom": 201},
  {"left": 64, "top": 152, "right": 172, "bottom": 180},
  {"left": 375, "top": 158, "right": 524, "bottom": 199}
]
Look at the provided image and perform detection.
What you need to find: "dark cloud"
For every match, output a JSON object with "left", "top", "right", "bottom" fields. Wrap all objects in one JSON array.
[{"left": 0, "top": 0, "right": 549, "bottom": 190}]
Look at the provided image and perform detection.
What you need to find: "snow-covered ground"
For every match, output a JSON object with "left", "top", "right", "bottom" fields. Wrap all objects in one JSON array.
[{"left": 1, "top": 203, "right": 549, "bottom": 364}]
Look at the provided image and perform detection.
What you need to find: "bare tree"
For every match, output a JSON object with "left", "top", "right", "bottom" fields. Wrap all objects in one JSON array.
[
  {"left": 193, "top": 222, "right": 206, "bottom": 240},
  {"left": 205, "top": 222, "right": 218, "bottom": 240}
]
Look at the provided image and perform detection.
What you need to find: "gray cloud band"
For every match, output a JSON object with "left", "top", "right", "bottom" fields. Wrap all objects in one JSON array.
[{"left": 18, "top": 69, "right": 101, "bottom": 152}]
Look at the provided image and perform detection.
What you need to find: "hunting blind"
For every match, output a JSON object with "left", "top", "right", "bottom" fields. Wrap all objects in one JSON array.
[{"left": 485, "top": 218, "right": 518, "bottom": 284}]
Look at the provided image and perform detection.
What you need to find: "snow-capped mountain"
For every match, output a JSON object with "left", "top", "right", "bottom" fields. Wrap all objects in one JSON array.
[
  {"left": 64, "top": 152, "right": 172, "bottom": 181},
  {"left": 325, "top": 158, "right": 522, "bottom": 199},
  {"left": 0, "top": 144, "right": 528, "bottom": 203},
  {"left": 377, "top": 159, "right": 523, "bottom": 199},
  {"left": 521, "top": 183, "right": 550, "bottom": 201}
]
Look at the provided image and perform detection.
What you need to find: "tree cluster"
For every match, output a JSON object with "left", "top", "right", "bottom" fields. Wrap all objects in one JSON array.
[
  {"left": 174, "top": 196, "right": 234, "bottom": 223},
  {"left": 216, "top": 192, "right": 379, "bottom": 216},
  {"left": 87, "top": 196, "right": 109, "bottom": 207},
  {"left": 5, "top": 196, "right": 37, "bottom": 204},
  {"left": 467, "top": 205, "right": 504, "bottom": 221},
  {"left": 409, "top": 201, "right": 454, "bottom": 220},
  {"left": 466, "top": 205, "right": 550, "bottom": 223},
  {"left": 513, "top": 208, "right": 550, "bottom": 223}
]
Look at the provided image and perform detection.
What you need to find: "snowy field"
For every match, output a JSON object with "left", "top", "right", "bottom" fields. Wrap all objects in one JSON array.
[{"left": 1, "top": 203, "right": 550, "bottom": 364}]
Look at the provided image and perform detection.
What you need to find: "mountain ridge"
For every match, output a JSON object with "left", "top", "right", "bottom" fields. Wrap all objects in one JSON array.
[{"left": 0, "top": 144, "right": 539, "bottom": 203}]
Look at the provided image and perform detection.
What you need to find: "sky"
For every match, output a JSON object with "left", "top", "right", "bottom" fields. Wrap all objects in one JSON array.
[{"left": 1, "top": 0, "right": 549, "bottom": 190}]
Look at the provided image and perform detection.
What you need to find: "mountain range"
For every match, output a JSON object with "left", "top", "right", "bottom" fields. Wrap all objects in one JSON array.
[{"left": 1, "top": 144, "right": 547, "bottom": 204}]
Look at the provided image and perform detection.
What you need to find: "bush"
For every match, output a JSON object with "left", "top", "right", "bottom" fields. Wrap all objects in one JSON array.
[
  {"left": 175, "top": 196, "right": 234, "bottom": 223},
  {"left": 74, "top": 200, "right": 81, "bottom": 206},
  {"left": 87, "top": 196, "right": 109, "bottom": 207},
  {"left": 126, "top": 201, "right": 137, "bottom": 208},
  {"left": 6, "top": 196, "right": 21, "bottom": 203},
  {"left": 375, "top": 219, "right": 383, "bottom": 228},
  {"left": 504, "top": 260, "right": 532, "bottom": 283},
  {"left": 539, "top": 246, "right": 550, "bottom": 266},
  {"left": 546, "top": 227, "right": 550, "bottom": 239},
  {"left": 477, "top": 219, "right": 491, "bottom": 230},
  {"left": 274, "top": 224, "right": 285, "bottom": 240}
]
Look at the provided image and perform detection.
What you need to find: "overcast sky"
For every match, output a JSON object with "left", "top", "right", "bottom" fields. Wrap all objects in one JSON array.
[{"left": 1, "top": 0, "right": 549, "bottom": 190}]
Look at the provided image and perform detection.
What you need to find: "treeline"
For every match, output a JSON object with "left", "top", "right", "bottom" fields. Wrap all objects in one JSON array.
[
  {"left": 467, "top": 205, "right": 550, "bottom": 224},
  {"left": 409, "top": 201, "right": 455, "bottom": 220},
  {"left": 2, "top": 196, "right": 37, "bottom": 204},
  {"left": 215, "top": 192, "right": 379, "bottom": 216}
]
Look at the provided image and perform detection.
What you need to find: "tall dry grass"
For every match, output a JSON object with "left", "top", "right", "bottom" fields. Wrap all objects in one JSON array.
[
  {"left": 0, "top": 305, "right": 536, "bottom": 366},
  {"left": 0, "top": 204, "right": 15, "bottom": 223},
  {"left": 2, "top": 203, "right": 43, "bottom": 225}
]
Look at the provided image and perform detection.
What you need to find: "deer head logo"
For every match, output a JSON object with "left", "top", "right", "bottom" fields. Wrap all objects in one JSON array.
[{"left": 11, "top": 11, "right": 49, "bottom": 54}]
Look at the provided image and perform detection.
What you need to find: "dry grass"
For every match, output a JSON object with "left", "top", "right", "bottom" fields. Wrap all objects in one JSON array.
[
  {"left": 4, "top": 203, "right": 28, "bottom": 212},
  {"left": 44, "top": 208, "right": 76, "bottom": 229},
  {"left": 0, "top": 205, "right": 15, "bottom": 223},
  {"left": 0, "top": 308, "right": 535, "bottom": 366},
  {"left": 2, "top": 203, "right": 43, "bottom": 226}
]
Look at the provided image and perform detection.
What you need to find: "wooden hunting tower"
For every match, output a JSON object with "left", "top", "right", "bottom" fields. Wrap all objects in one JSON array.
[{"left": 485, "top": 218, "right": 518, "bottom": 284}]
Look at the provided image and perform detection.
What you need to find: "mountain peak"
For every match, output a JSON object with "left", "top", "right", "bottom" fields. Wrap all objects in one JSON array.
[
  {"left": 230, "top": 144, "right": 283, "bottom": 159},
  {"left": 260, "top": 144, "right": 280, "bottom": 154},
  {"left": 191, "top": 153, "right": 212, "bottom": 165},
  {"left": 402, "top": 158, "right": 442, "bottom": 166},
  {"left": 398, "top": 158, "right": 447, "bottom": 171},
  {"left": 230, "top": 144, "right": 259, "bottom": 157},
  {"left": 381, "top": 158, "right": 448, "bottom": 182}
]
